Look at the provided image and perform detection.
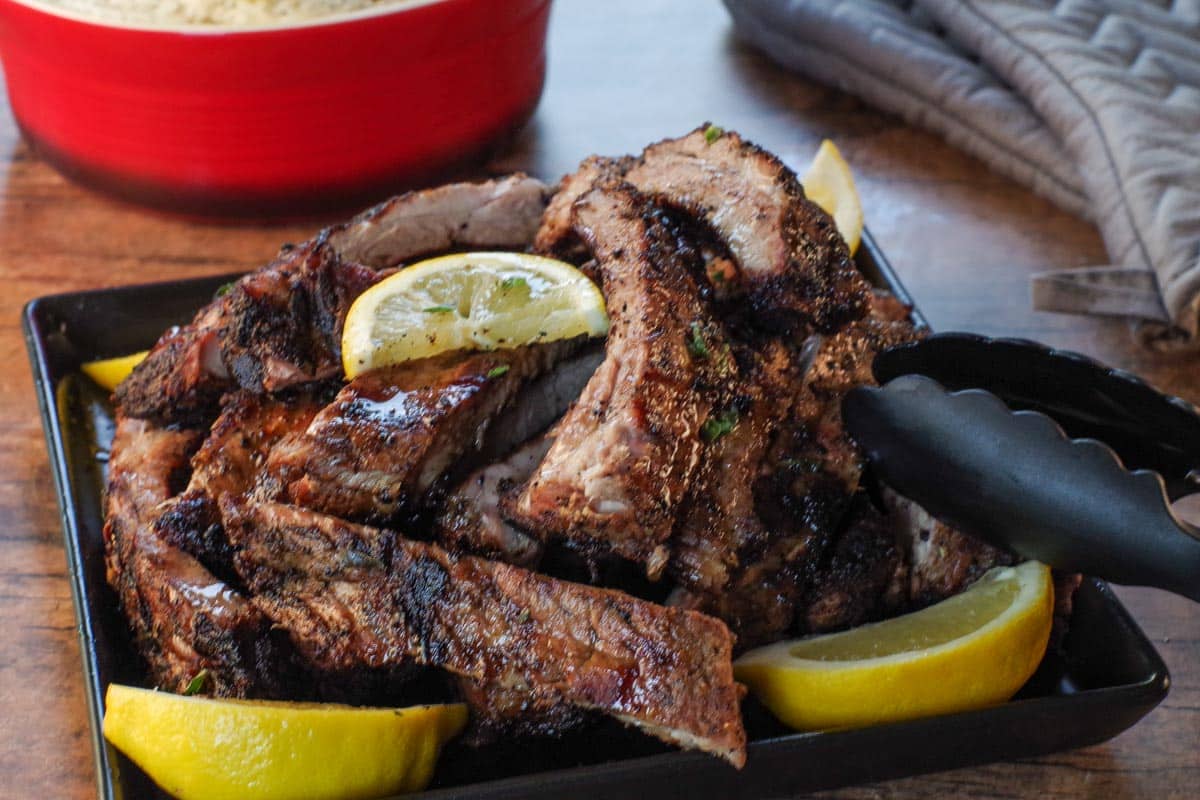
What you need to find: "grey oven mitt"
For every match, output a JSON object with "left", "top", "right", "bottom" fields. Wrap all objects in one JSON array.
[{"left": 724, "top": 0, "right": 1200, "bottom": 342}]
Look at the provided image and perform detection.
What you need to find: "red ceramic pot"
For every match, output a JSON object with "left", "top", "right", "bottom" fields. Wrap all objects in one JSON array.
[{"left": 0, "top": 0, "right": 550, "bottom": 217}]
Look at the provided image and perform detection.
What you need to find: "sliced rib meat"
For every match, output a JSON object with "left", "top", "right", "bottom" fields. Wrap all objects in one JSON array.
[
  {"left": 624, "top": 126, "right": 871, "bottom": 332},
  {"left": 510, "top": 186, "right": 720, "bottom": 577},
  {"left": 226, "top": 500, "right": 747, "bottom": 767},
  {"left": 155, "top": 392, "right": 326, "bottom": 583},
  {"left": 103, "top": 415, "right": 290, "bottom": 697},
  {"left": 436, "top": 346, "right": 604, "bottom": 567},
  {"left": 438, "top": 435, "right": 552, "bottom": 567},
  {"left": 328, "top": 174, "right": 550, "bottom": 268},
  {"left": 271, "top": 341, "right": 579, "bottom": 523},
  {"left": 116, "top": 175, "right": 550, "bottom": 423},
  {"left": 187, "top": 391, "right": 326, "bottom": 505},
  {"left": 667, "top": 339, "right": 805, "bottom": 599},
  {"left": 114, "top": 295, "right": 233, "bottom": 425},
  {"left": 670, "top": 297, "right": 922, "bottom": 647},
  {"left": 534, "top": 157, "right": 634, "bottom": 258},
  {"left": 882, "top": 488, "right": 1016, "bottom": 608}
]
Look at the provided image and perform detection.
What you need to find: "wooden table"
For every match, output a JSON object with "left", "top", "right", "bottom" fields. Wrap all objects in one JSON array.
[{"left": 2, "top": 2, "right": 1197, "bottom": 798}]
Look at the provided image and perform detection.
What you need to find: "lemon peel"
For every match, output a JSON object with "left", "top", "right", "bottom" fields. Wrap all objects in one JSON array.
[
  {"left": 802, "top": 139, "right": 864, "bottom": 256},
  {"left": 103, "top": 684, "right": 466, "bottom": 800}
]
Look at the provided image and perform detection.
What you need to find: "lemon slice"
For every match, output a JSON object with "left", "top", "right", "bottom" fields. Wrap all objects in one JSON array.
[
  {"left": 341, "top": 251, "right": 609, "bottom": 378},
  {"left": 802, "top": 139, "right": 864, "bottom": 256},
  {"left": 103, "top": 684, "right": 467, "bottom": 800},
  {"left": 734, "top": 560, "right": 1054, "bottom": 731},
  {"left": 81, "top": 350, "right": 149, "bottom": 391}
]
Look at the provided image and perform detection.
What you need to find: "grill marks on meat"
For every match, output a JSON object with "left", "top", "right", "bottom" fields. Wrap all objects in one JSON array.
[
  {"left": 114, "top": 297, "right": 232, "bottom": 425},
  {"left": 102, "top": 135, "right": 986, "bottom": 768},
  {"left": 104, "top": 416, "right": 289, "bottom": 697},
  {"left": 667, "top": 340, "right": 807, "bottom": 602},
  {"left": 116, "top": 176, "right": 550, "bottom": 424},
  {"left": 156, "top": 393, "right": 326, "bottom": 583},
  {"left": 225, "top": 500, "right": 748, "bottom": 766},
  {"left": 220, "top": 243, "right": 381, "bottom": 396},
  {"left": 272, "top": 342, "right": 578, "bottom": 524},
  {"left": 511, "top": 187, "right": 720, "bottom": 577}
]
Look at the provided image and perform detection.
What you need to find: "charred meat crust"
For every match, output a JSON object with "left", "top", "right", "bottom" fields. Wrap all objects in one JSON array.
[
  {"left": 225, "top": 499, "right": 747, "bottom": 767},
  {"left": 103, "top": 415, "right": 293, "bottom": 697},
  {"left": 156, "top": 392, "right": 328, "bottom": 585},
  {"left": 671, "top": 305, "right": 924, "bottom": 647}
]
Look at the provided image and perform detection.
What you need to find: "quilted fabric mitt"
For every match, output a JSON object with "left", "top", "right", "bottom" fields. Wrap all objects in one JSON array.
[{"left": 726, "top": 0, "right": 1200, "bottom": 343}]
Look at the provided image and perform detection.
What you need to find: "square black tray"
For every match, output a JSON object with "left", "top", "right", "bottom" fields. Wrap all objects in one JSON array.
[{"left": 24, "top": 231, "right": 1168, "bottom": 800}]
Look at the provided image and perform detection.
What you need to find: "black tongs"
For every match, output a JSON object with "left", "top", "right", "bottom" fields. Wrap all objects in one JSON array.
[{"left": 843, "top": 333, "right": 1200, "bottom": 602}]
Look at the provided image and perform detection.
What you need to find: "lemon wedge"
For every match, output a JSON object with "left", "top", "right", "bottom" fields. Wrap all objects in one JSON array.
[
  {"left": 734, "top": 560, "right": 1054, "bottom": 731},
  {"left": 341, "top": 251, "right": 609, "bottom": 379},
  {"left": 103, "top": 684, "right": 467, "bottom": 800},
  {"left": 802, "top": 139, "right": 864, "bottom": 256},
  {"left": 80, "top": 350, "right": 149, "bottom": 391}
]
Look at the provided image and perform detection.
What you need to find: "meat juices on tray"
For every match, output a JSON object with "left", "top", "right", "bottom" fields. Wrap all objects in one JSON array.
[{"left": 102, "top": 128, "right": 1033, "bottom": 767}]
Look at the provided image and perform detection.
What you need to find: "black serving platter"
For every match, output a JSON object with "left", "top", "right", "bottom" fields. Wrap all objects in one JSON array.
[{"left": 24, "top": 230, "right": 1167, "bottom": 800}]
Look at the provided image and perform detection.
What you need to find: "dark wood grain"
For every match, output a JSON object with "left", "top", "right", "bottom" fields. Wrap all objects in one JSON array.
[{"left": 1, "top": 2, "right": 1197, "bottom": 799}]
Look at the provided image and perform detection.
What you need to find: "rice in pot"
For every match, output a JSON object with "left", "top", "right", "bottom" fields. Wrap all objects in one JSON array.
[{"left": 42, "top": 0, "right": 412, "bottom": 26}]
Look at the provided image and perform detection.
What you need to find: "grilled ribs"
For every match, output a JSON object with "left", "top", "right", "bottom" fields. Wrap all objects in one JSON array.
[
  {"left": 271, "top": 341, "right": 579, "bottom": 524},
  {"left": 225, "top": 500, "right": 747, "bottom": 766},
  {"left": 101, "top": 131, "right": 1055, "bottom": 772},
  {"left": 509, "top": 186, "right": 725, "bottom": 577},
  {"left": 103, "top": 415, "right": 292, "bottom": 697}
]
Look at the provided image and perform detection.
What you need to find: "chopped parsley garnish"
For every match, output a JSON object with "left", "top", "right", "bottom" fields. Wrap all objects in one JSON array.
[
  {"left": 686, "top": 322, "right": 710, "bottom": 359},
  {"left": 517, "top": 608, "right": 531, "bottom": 624},
  {"left": 701, "top": 408, "right": 739, "bottom": 443},
  {"left": 704, "top": 124, "right": 724, "bottom": 144},
  {"left": 183, "top": 668, "right": 210, "bottom": 696},
  {"left": 215, "top": 281, "right": 236, "bottom": 298},
  {"left": 486, "top": 365, "right": 510, "bottom": 379},
  {"left": 499, "top": 276, "right": 528, "bottom": 291},
  {"left": 423, "top": 305, "right": 455, "bottom": 314}
]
